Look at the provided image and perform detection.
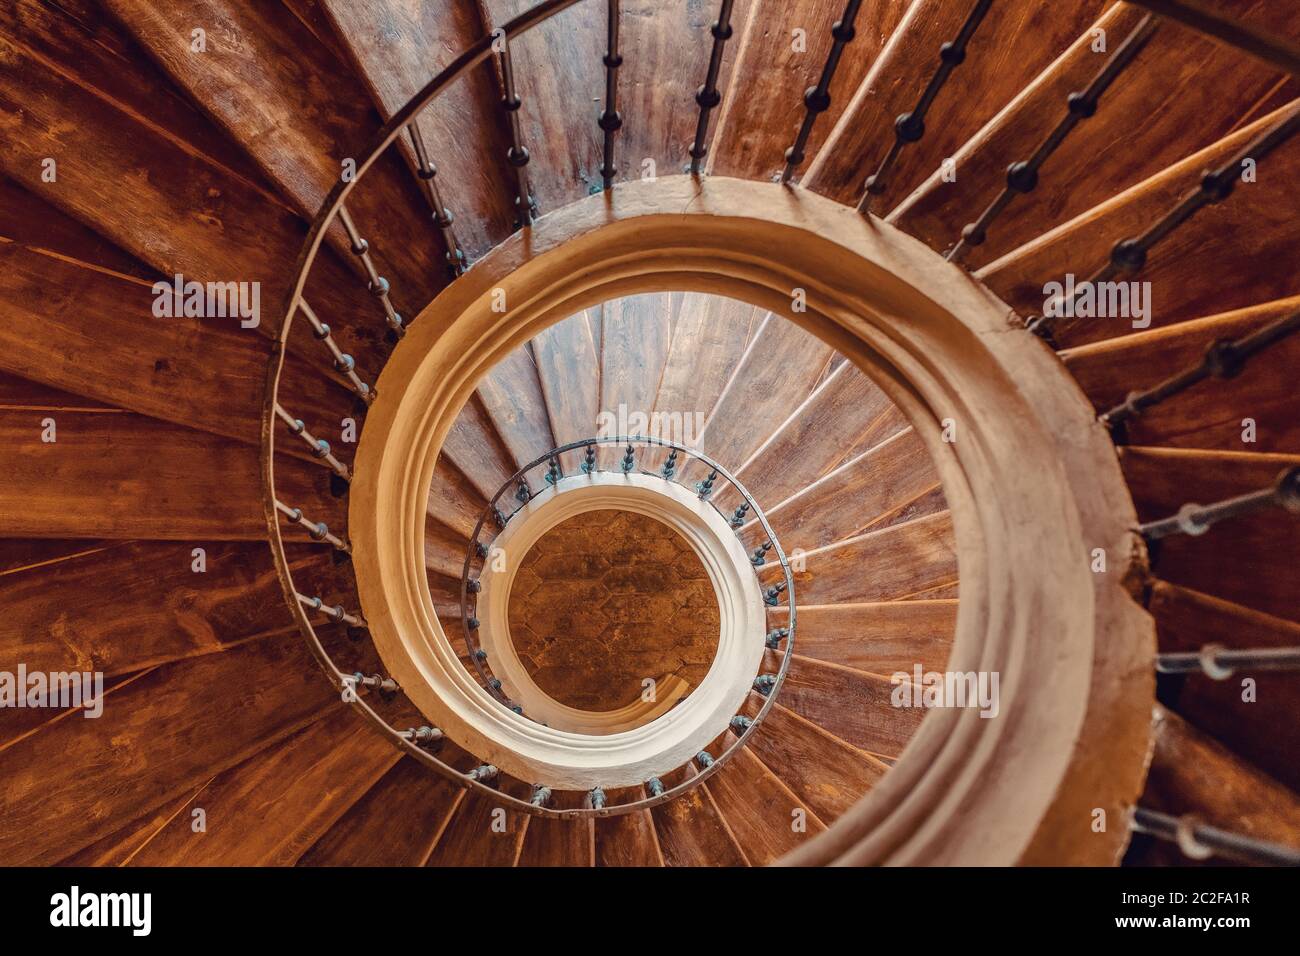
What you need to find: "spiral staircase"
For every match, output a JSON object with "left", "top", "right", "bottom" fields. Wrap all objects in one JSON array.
[{"left": 1, "top": 0, "right": 1298, "bottom": 867}]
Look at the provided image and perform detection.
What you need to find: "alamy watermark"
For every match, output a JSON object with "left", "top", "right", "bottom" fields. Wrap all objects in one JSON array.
[
  {"left": 152, "top": 273, "right": 260, "bottom": 328},
  {"left": 595, "top": 403, "right": 704, "bottom": 446},
  {"left": 1042, "top": 273, "right": 1151, "bottom": 329},
  {"left": 890, "top": 665, "right": 1000, "bottom": 718},
  {"left": 0, "top": 665, "right": 104, "bottom": 718}
]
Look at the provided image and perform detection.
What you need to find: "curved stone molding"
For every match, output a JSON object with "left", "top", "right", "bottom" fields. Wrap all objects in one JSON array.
[
  {"left": 476, "top": 473, "right": 759, "bottom": 736},
  {"left": 349, "top": 175, "right": 1154, "bottom": 864}
]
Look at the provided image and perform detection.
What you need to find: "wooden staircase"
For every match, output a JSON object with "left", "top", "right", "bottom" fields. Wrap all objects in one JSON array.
[{"left": 1, "top": 0, "right": 1297, "bottom": 866}]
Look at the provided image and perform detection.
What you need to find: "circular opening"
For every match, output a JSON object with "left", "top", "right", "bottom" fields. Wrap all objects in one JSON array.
[{"left": 508, "top": 508, "right": 722, "bottom": 719}]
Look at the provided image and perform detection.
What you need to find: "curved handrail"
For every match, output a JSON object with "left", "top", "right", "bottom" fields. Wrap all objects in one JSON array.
[{"left": 452, "top": 434, "right": 796, "bottom": 803}]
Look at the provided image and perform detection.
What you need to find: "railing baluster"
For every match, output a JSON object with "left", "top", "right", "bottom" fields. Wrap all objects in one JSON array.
[
  {"left": 530, "top": 785, "right": 553, "bottom": 807},
  {"left": 765, "top": 626, "right": 789, "bottom": 649},
  {"left": 588, "top": 787, "right": 607, "bottom": 810},
  {"left": 399, "top": 725, "right": 444, "bottom": 746},
  {"left": 494, "top": 29, "right": 537, "bottom": 227},
  {"left": 1139, "top": 466, "right": 1300, "bottom": 542},
  {"left": 946, "top": 14, "right": 1160, "bottom": 264},
  {"left": 295, "top": 591, "right": 364, "bottom": 627},
  {"left": 274, "top": 404, "right": 351, "bottom": 481},
  {"left": 598, "top": 0, "right": 623, "bottom": 191},
  {"left": 345, "top": 671, "right": 400, "bottom": 696},
  {"left": 406, "top": 123, "right": 468, "bottom": 277},
  {"left": 858, "top": 0, "right": 994, "bottom": 214},
  {"left": 275, "top": 499, "right": 350, "bottom": 553},
  {"left": 1133, "top": 806, "right": 1300, "bottom": 866},
  {"left": 687, "top": 0, "right": 737, "bottom": 176},
  {"left": 467, "top": 764, "right": 499, "bottom": 784},
  {"left": 780, "top": 0, "right": 865, "bottom": 185},
  {"left": 1102, "top": 311, "right": 1300, "bottom": 437},
  {"left": 646, "top": 777, "right": 665, "bottom": 797},
  {"left": 296, "top": 299, "right": 374, "bottom": 403},
  {"left": 1028, "top": 102, "right": 1300, "bottom": 341},
  {"left": 336, "top": 204, "right": 405, "bottom": 338},
  {"left": 1157, "top": 644, "right": 1300, "bottom": 679}
]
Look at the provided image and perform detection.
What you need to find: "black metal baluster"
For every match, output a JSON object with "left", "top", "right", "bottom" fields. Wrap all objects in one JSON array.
[
  {"left": 599, "top": 0, "right": 623, "bottom": 190},
  {"left": 336, "top": 205, "right": 405, "bottom": 338},
  {"left": 1140, "top": 466, "right": 1300, "bottom": 542},
  {"left": 274, "top": 404, "right": 351, "bottom": 481},
  {"left": 1133, "top": 807, "right": 1300, "bottom": 866},
  {"left": 947, "top": 14, "right": 1160, "bottom": 264},
  {"left": 1029, "top": 102, "right": 1300, "bottom": 341},
  {"left": 275, "top": 499, "right": 350, "bottom": 553},
  {"left": 295, "top": 591, "right": 364, "bottom": 627},
  {"left": 1157, "top": 645, "right": 1300, "bottom": 679},
  {"left": 780, "top": 0, "right": 865, "bottom": 184},
  {"left": 858, "top": 0, "right": 994, "bottom": 214},
  {"left": 1102, "top": 311, "right": 1300, "bottom": 440},
  {"left": 494, "top": 28, "right": 537, "bottom": 226},
  {"left": 688, "top": 0, "right": 737, "bottom": 176},
  {"left": 296, "top": 299, "right": 373, "bottom": 403},
  {"left": 407, "top": 123, "right": 468, "bottom": 277}
]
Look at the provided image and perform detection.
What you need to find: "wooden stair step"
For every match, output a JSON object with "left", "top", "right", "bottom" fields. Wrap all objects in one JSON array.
[
  {"left": 1132, "top": 704, "right": 1300, "bottom": 865},
  {"left": 741, "top": 701, "right": 888, "bottom": 823},
  {"left": 515, "top": 790, "right": 595, "bottom": 867},
  {"left": 649, "top": 785, "right": 749, "bottom": 867},
  {"left": 1062, "top": 295, "right": 1300, "bottom": 453},
  {"left": 715, "top": 360, "right": 908, "bottom": 514},
  {"left": 708, "top": 0, "right": 903, "bottom": 182},
  {"left": 424, "top": 787, "right": 529, "bottom": 867},
  {"left": 702, "top": 743, "right": 826, "bottom": 865},
  {"left": 805, "top": 0, "right": 1101, "bottom": 208},
  {"left": 0, "top": 630, "right": 338, "bottom": 864},
  {"left": 0, "top": 540, "right": 356, "bottom": 678},
  {"left": 599, "top": 292, "right": 673, "bottom": 468},
  {"left": 593, "top": 786, "right": 664, "bottom": 867},
  {"left": 779, "top": 509, "right": 958, "bottom": 605},
  {"left": 101, "top": 0, "right": 446, "bottom": 307},
  {"left": 1149, "top": 580, "right": 1300, "bottom": 792},
  {"left": 477, "top": 344, "right": 556, "bottom": 471},
  {"left": 441, "top": 392, "right": 521, "bottom": 501},
  {"left": 298, "top": 756, "right": 466, "bottom": 867},
  {"left": 640, "top": 293, "right": 761, "bottom": 475},
  {"left": 0, "top": 411, "right": 344, "bottom": 540},
  {"left": 777, "top": 654, "right": 923, "bottom": 757},
  {"left": 532, "top": 311, "right": 601, "bottom": 452},
  {"left": 680, "top": 312, "right": 833, "bottom": 484},
  {"left": 124, "top": 706, "right": 401, "bottom": 866},
  {"left": 978, "top": 99, "right": 1300, "bottom": 348},
  {"left": 426, "top": 456, "right": 491, "bottom": 542},
  {"left": 58, "top": 780, "right": 216, "bottom": 867},
  {"left": 319, "top": 0, "right": 517, "bottom": 259},
  {"left": 892, "top": 3, "right": 1292, "bottom": 267},
  {"left": 745, "top": 426, "right": 942, "bottom": 553},
  {"left": 1121, "top": 446, "right": 1300, "bottom": 621},
  {"left": 771, "top": 600, "right": 957, "bottom": 675}
]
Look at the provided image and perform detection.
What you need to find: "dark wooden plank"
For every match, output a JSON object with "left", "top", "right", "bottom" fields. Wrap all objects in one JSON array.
[
  {"left": 0, "top": 541, "right": 353, "bottom": 677},
  {"left": 0, "top": 631, "right": 338, "bottom": 864},
  {"left": 772, "top": 599, "right": 957, "bottom": 675},
  {"left": 0, "top": 241, "right": 354, "bottom": 451},
  {"left": 745, "top": 425, "right": 941, "bottom": 554},
  {"left": 101, "top": 0, "right": 446, "bottom": 306},
  {"left": 715, "top": 361, "right": 903, "bottom": 514},
  {"left": 805, "top": 0, "right": 1105, "bottom": 208},
  {"left": 1062, "top": 295, "right": 1300, "bottom": 453},
  {"left": 893, "top": 3, "right": 1294, "bottom": 267},
  {"left": 1131, "top": 705, "right": 1300, "bottom": 865},
  {"left": 649, "top": 787, "right": 749, "bottom": 867},
  {"left": 126, "top": 707, "right": 400, "bottom": 865},
  {"left": 427, "top": 456, "right": 490, "bottom": 540},
  {"left": 515, "top": 791, "right": 594, "bottom": 867},
  {"left": 978, "top": 100, "right": 1300, "bottom": 347},
  {"left": 742, "top": 701, "right": 888, "bottom": 823},
  {"left": 425, "top": 788, "right": 528, "bottom": 866},
  {"left": 320, "top": 0, "right": 517, "bottom": 259},
  {"left": 1121, "top": 446, "right": 1300, "bottom": 621},
  {"left": 0, "top": 411, "right": 344, "bottom": 540},
  {"left": 599, "top": 292, "right": 673, "bottom": 467},
  {"left": 298, "top": 756, "right": 466, "bottom": 866},
  {"left": 778, "top": 654, "right": 923, "bottom": 757},
  {"left": 1150, "top": 580, "right": 1300, "bottom": 791},
  {"left": 476, "top": 344, "right": 556, "bottom": 470},
  {"left": 710, "top": 0, "right": 906, "bottom": 182},
  {"left": 782, "top": 510, "right": 957, "bottom": 605},
  {"left": 593, "top": 785, "right": 663, "bottom": 867},
  {"left": 704, "top": 744, "right": 825, "bottom": 864},
  {"left": 532, "top": 311, "right": 601, "bottom": 452},
  {"left": 441, "top": 392, "right": 520, "bottom": 501}
]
